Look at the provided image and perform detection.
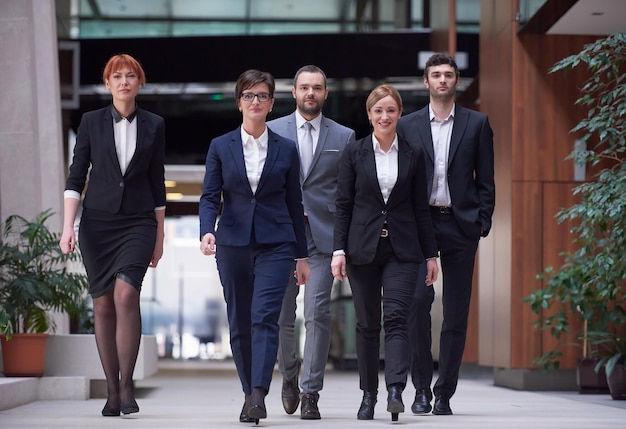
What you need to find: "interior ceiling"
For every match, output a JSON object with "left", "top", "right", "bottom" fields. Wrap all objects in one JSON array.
[{"left": 547, "top": 0, "right": 626, "bottom": 35}]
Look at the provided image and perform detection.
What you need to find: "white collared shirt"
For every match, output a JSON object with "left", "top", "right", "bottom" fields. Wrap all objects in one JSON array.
[
  {"left": 113, "top": 116, "right": 138, "bottom": 176},
  {"left": 372, "top": 134, "right": 399, "bottom": 204},
  {"left": 241, "top": 126, "right": 269, "bottom": 194},
  {"left": 429, "top": 104, "right": 455, "bottom": 207}
]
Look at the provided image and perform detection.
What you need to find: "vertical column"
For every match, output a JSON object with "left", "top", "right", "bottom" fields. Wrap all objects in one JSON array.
[
  {"left": 430, "top": 0, "right": 457, "bottom": 55},
  {"left": 0, "top": 0, "right": 64, "bottom": 226}
]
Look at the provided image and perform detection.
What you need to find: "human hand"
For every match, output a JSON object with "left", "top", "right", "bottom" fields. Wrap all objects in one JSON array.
[
  {"left": 150, "top": 240, "right": 164, "bottom": 268},
  {"left": 425, "top": 258, "right": 439, "bottom": 285},
  {"left": 59, "top": 228, "right": 76, "bottom": 254},
  {"left": 331, "top": 255, "right": 347, "bottom": 281},
  {"left": 200, "top": 233, "right": 216, "bottom": 255},
  {"left": 294, "top": 259, "right": 310, "bottom": 285}
]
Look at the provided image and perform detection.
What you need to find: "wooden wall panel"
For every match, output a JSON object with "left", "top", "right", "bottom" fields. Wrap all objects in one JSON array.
[
  {"left": 510, "top": 181, "right": 544, "bottom": 368},
  {"left": 540, "top": 182, "right": 583, "bottom": 368},
  {"left": 514, "top": 35, "right": 597, "bottom": 183},
  {"left": 480, "top": 0, "right": 601, "bottom": 371}
]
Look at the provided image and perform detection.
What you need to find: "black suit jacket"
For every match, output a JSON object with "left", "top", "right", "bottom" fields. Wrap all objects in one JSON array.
[
  {"left": 66, "top": 106, "right": 166, "bottom": 214},
  {"left": 397, "top": 105, "right": 495, "bottom": 238},
  {"left": 334, "top": 134, "right": 437, "bottom": 265}
]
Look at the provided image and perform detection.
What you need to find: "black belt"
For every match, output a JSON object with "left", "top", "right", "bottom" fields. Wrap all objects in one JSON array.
[
  {"left": 303, "top": 215, "right": 309, "bottom": 223},
  {"left": 431, "top": 206, "right": 453, "bottom": 215}
]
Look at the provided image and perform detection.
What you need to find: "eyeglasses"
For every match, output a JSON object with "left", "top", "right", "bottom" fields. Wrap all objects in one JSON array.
[{"left": 240, "top": 92, "right": 272, "bottom": 102}]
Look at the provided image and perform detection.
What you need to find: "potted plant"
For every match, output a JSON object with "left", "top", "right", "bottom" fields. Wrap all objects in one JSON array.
[
  {"left": 524, "top": 33, "right": 626, "bottom": 395},
  {"left": 585, "top": 331, "right": 626, "bottom": 400},
  {"left": 0, "top": 209, "right": 89, "bottom": 376}
]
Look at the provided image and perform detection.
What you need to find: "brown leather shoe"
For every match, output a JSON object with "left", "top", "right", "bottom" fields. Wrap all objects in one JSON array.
[
  {"left": 281, "top": 375, "right": 300, "bottom": 414},
  {"left": 300, "top": 393, "right": 321, "bottom": 420}
]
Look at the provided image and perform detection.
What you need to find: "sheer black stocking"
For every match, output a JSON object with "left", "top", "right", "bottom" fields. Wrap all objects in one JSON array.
[{"left": 93, "top": 278, "right": 141, "bottom": 410}]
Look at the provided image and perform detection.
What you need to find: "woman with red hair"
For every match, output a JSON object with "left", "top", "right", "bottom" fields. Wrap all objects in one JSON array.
[{"left": 60, "top": 53, "right": 166, "bottom": 417}]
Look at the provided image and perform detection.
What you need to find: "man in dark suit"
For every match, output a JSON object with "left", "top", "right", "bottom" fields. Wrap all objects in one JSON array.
[
  {"left": 267, "top": 65, "right": 355, "bottom": 420},
  {"left": 397, "top": 53, "right": 495, "bottom": 416}
]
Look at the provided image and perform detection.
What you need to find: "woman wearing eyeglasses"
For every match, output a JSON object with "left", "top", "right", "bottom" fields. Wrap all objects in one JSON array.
[{"left": 199, "top": 69, "right": 310, "bottom": 424}]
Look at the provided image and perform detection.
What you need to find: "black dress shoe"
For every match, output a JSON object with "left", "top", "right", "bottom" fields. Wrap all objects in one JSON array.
[
  {"left": 248, "top": 387, "right": 267, "bottom": 422},
  {"left": 387, "top": 384, "right": 404, "bottom": 422},
  {"left": 239, "top": 394, "right": 256, "bottom": 423},
  {"left": 120, "top": 399, "right": 139, "bottom": 415},
  {"left": 433, "top": 397, "right": 453, "bottom": 415},
  {"left": 281, "top": 374, "right": 300, "bottom": 414},
  {"left": 357, "top": 391, "right": 377, "bottom": 420},
  {"left": 411, "top": 389, "right": 432, "bottom": 414},
  {"left": 300, "top": 393, "right": 321, "bottom": 419}
]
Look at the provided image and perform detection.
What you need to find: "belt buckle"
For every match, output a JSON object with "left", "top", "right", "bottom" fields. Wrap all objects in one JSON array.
[
  {"left": 439, "top": 206, "right": 451, "bottom": 215},
  {"left": 380, "top": 228, "right": 389, "bottom": 238}
]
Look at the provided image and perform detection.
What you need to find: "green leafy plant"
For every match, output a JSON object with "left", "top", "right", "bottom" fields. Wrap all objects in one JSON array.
[
  {"left": 585, "top": 331, "right": 626, "bottom": 377},
  {"left": 0, "top": 209, "right": 89, "bottom": 339},
  {"left": 524, "top": 33, "right": 626, "bottom": 369}
]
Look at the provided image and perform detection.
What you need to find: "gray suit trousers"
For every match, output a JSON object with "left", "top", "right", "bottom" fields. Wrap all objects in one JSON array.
[{"left": 278, "top": 224, "right": 334, "bottom": 394}]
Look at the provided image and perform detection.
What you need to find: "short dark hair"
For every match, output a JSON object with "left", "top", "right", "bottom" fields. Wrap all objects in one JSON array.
[
  {"left": 235, "top": 69, "right": 275, "bottom": 100},
  {"left": 293, "top": 65, "right": 327, "bottom": 88},
  {"left": 424, "top": 53, "right": 459, "bottom": 78}
]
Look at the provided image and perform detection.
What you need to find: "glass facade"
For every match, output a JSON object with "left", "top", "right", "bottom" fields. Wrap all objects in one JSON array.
[{"left": 67, "top": 0, "right": 479, "bottom": 39}]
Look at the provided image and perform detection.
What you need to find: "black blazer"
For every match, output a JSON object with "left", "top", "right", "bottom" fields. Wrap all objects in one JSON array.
[
  {"left": 397, "top": 105, "right": 495, "bottom": 238},
  {"left": 66, "top": 106, "right": 166, "bottom": 215},
  {"left": 334, "top": 134, "right": 437, "bottom": 265}
]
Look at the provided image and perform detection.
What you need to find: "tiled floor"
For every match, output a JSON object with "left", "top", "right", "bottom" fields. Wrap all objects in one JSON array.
[{"left": 1, "top": 360, "right": 625, "bottom": 428}]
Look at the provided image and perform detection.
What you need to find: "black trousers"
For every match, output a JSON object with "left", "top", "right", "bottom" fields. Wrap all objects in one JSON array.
[
  {"left": 408, "top": 211, "right": 479, "bottom": 400},
  {"left": 347, "top": 237, "right": 420, "bottom": 392}
]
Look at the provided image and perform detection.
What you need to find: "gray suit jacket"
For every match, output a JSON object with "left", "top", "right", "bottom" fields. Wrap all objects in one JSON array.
[{"left": 268, "top": 112, "right": 355, "bottom": 254}]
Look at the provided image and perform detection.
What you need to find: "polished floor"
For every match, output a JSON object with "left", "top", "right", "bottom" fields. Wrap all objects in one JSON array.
[{"left": 1, "top": 360, "right": 625, "bottom": 428}]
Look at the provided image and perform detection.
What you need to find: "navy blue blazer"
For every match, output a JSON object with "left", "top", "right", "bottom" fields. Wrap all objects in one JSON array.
[
  {"left": 334, "top": 134, "right": 437, "bottom": 265},
  {"left": 199, "top": 127, "right": 308, "bottom": 259},
  {"left": 397, "top": 105, "right": 495, "bottom": 238},
  {"left": 65, "top": 106, "right": 166, "bottom": 214}
]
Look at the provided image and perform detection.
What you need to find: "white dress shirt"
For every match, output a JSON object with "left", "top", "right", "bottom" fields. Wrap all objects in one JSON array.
[
  {"left": 429, "top": 104, "right": 455, "bottom": 207},
  {"left": 241, "top": 126, "right": 269, "bottom": 194},
  {"left": 372, "top": 133, "right": 399, "bottom": 204}
]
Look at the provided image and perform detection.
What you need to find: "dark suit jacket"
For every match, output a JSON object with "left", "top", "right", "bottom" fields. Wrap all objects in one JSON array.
[
  {"left": 333, "top": 134, "right": 437, "bottom": 265},
  {"left": 397, "top": 105, "right": 495, "bottom": 238},
  {"left": 65, "top": 106, "right": 166, "bottom": 214},
  {"left": 199, "top": 127, "right": 308, "bottom": 259}
]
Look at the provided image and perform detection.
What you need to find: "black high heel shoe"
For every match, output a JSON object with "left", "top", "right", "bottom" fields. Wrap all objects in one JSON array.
[
  {"left": 120, "top": 398, "right": 139, "bottom": 415},
  {"left": 387, "top": 384, "right": 405, "bottom": 422},
  {"left": 239, "top": 394, "right": 256, "bottom": 423},
  {"left": 101, "top": 401, "right": 120, "bottom": 417},
  {"left": 247, "top": 387, "right": 267, "bottom": 425},
  {"left": 357, "top": 391, "right": 377, "bottom": 420}
]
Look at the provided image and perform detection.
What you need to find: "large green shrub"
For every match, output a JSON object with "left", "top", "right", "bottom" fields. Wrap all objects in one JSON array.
[{"left": 525, "top": 33, "right": 626, "bottom": 368}]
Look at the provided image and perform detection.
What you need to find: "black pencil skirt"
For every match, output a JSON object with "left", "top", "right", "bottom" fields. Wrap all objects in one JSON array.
[{"left": 78, "top": 208, "right": 157, "bottom": 299}]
